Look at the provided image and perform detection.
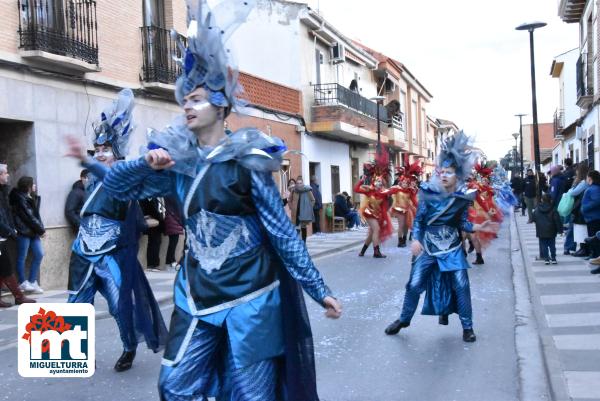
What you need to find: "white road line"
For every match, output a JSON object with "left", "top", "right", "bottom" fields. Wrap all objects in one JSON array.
[
  {"left": 546, "top": 312, "right": 600, "bottom": 328},
  {"left": 535, "top": 276, "right": 600, "bottom": 285},
  {"left": 553, "top": 334, "right": 600, "bottom": 350},
  {"left": 541, "top": 292, "right": 600, "bottom": 305},
  {"left": 564, "top": 371, "right": 600, "bottom": 399}
]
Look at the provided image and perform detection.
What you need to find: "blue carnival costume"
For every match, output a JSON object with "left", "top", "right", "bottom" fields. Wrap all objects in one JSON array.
[
  {"left": 386, "top": 132, "right": 480, "bottom": 340},
  {"left": 68, "top": 89, "right": 168, "bottom": 366},
  {"left": 492, "top": 165, "right": 520, "bottom": 215},
  {"left": 93, "top": 2, "right": 333, "bottom": 400}
]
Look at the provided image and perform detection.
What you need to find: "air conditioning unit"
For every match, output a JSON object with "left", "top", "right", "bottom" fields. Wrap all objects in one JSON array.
[{"left": 330, "top": 42, "right": 345, "bottom": 64}]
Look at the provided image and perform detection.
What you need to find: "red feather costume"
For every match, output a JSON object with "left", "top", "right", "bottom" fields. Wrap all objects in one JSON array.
[{"left": 468, "top": 163, "right": 501, "bottom": 248}]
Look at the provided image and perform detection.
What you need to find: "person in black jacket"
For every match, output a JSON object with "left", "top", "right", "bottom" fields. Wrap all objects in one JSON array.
[
  {"left": 139, "top": 197, "right": 165, "bottom": 270},
  {"left": 64, "top": 169, "right": 89, "bottom": 232},
  {"left": 0, "top": 165, "right": 35, "bottom": 306},
  {"left": 334, "top": 191, "right": 360, "bottom": 229},
  {"left": 523, "top": 169, "right": 537, "bottom": 223},
  {"left": 533, "top": 194, "right": 563, "bottom": 264},
  {"left": 9, "top": 176, "right": 45, "bottom": 294}
]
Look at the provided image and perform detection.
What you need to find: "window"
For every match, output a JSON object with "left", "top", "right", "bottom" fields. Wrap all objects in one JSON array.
[
  {"left": 411, "top": 100, "right": 418, "bottom": 144},
  {"left": 143, "top": 0, "right": 165, "bottom": 27},
  {"left": 331, "top": 165, "right": 340, "bottom": 197}
]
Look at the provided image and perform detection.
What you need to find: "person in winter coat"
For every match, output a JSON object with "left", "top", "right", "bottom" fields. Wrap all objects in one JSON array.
[
  {"left": 310, "top": 176, "right": 323, "bottom": 234},
  {"left": 288, "top": 176, "right": 315, "bottom": 242},
  {"left": 533, "top": 194, "right": 564, "bottom": 264},
  {"left": 549, "top": 165, "right": 567, "bottom": 209},
  {"left": 523, "top": 169, "right": 538, "bottom": 222},
  {"left": 9, "top": 176, "right": 45, "bottom": 294},
  {"left": 164, "top": 196, "right": 183, "bottom": 269},
  {"left": 564, "top": 163, "right": 589, "bottom": 256},
  {"left": 334, "top": 192, "right": 360, "bottom": 229},
  {"left": 581, "top": 170, "right": 600, "bottom": 259},
  {"left": 0, "top": 164, "right": 35, "bottom": 307},
  {"left": 140, "top": 197, "right": 166, "bottom": 270},
  {"left": 64, "top": 169, "right": 89, "bottom": 232}
]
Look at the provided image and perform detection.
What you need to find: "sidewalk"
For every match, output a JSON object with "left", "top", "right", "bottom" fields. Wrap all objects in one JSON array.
[
  {"left": 514, "top": 212, "right": 600, "bottom": 401},
  {"left": 0, "top": 227, "right": 366, "bottom": 349}
]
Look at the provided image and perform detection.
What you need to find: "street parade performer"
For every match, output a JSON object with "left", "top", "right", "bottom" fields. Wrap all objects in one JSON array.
[
  {"left": 355, "top": 149, "right": 401, "bottom": 258},
  {"left": 491, "top": 163, "right": 520, "bottom": 216},
  {"left": 64, "top": 89, "right": 168, "bottom": 372},
  {"left": 390, "top": 162, "right": 421, "bottom": 248},
  {"left": 384, "top": 131, "right": 498, "bottom": 343},
  {"left": 466, "top": 162, "right": 502, "bottom": 265},
  {"left": 67, "top": 1, "right": 342, "bottom": 399}
]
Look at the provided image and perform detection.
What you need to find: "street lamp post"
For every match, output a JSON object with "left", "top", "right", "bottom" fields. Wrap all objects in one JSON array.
[
  {"left": 516, "top": 22, "right": 546, "bottom": 173},
  {"left": 371, "top": 96, "right": 386, "bottom": 148},
  {"left": 515, "top": 113, "right": 527, "bottom": 177}
]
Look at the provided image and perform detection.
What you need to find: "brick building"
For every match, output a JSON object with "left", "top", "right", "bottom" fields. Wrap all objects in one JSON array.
[{"left": 0, "top": 0, "right": 304, "bottom": 289}]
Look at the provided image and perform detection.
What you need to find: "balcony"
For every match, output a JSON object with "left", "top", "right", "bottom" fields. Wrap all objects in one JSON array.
[
  {"left": 310, "top": 83, "right": 388, "bottom": 145},
  {"left": 140, "top": 26, "right": 185, "bottom": 92},
  {"left": 17, "top": 0, "right": 99, "bottom": 72},
  {"left": 553, "top": 109, "right": 565, "bottom": 139},
  {"left": 576, "top": 53, "right": 594, "bottom": 108},
  {"left": 558, "top": 0, "right": 586, "bottom": 23}
]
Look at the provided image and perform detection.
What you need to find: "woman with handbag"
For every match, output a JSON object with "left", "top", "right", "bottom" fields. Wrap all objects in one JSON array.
[
  {"left": 9, "top": 177, "right": 45, "bottom": 294},
  {"left": 566, "top": 164, "right": 590, "bottom": 257}
]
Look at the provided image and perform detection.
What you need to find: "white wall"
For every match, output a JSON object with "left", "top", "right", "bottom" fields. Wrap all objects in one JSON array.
[
  {"left": 229, "top": 1, "right": 303, "bottom": 89},
  {"left": 301, "top": 133, "right": 351, "bottom": 203},
  {"left": 560, "top": 49, "right": 580, "bottom": 126}
]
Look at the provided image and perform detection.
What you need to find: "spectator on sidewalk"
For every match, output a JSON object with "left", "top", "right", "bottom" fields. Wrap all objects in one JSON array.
[
  {"left": 563, "top": 158, "right": 576, "bottom": 190},
  {"left": 523, "top": 169, "right": 537, "bottom": 223},
  {"left": 538, "top": 172, "right": 548, "bottom": 198},
  {"left": 282, "top": 178, "right": 295, "bottom": 219},
  {"left": 288, "top": 176, "right": 315, "bottom": 242},
  {"left": 564, "top": 163, "right": 589, "bottom": 256},
  {"left": 532, "top": 194, "right": 563, "bottom": 265},
  {"left": 585, "top": 231, "right": 600, "bottom": 272},
  {"left": 140, "top": 197, "right": 165, "bottom": 270},
  {"left": 64, "top": 169, "right": 89, "bottom": 232},
  {"left": 334, "top": 191, "right": 360, "bottom": 229},
  {"left": 9, "top": 176, "right": 45, "bottom": 294},
  {"left": 581, "top": 170, "right": 600, "bottom": 260},
  {"left": 310, "top": 176, "right": 323, "bottom": 235},
  {"left": 510, "top": 172, "right": 525, "bottom": 215},
  {"left": 0, "top": 164, "right": 35, "bottom": 306},
  {"left": 549, "top": 165, "right": 567, "bottom": 209},
  {"left": 164, "top": 196, "right": 183, "bottom": 269}
]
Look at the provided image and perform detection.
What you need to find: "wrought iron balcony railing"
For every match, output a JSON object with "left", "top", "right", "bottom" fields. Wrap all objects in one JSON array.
[
  {"left": 313, "top": 83, "right": 387, "bottom": 122},
  {"left": 17, "top": 0, "right": 98, "bottom": 65},
  {"left": 553, "top": 109, "right": 565, "bottom": 138},
  {"left": 140, "top": 26, "right": 186, "bottom": 85}
]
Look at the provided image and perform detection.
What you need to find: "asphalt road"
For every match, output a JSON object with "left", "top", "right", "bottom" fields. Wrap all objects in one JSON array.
[{"left": 0, "top": 224, "right": 519, "bottom": 401}]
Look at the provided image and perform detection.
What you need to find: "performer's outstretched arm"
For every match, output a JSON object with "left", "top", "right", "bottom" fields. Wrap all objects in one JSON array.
[
  {"left": 102, "top": 158, "right": 174, "bottom": 201},
  {"left": 250, "top": 171, "right": 333, "bottom": 305}
]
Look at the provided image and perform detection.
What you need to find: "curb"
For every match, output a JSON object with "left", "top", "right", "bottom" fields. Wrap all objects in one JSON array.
[{"left": 513, "top": 214, "right": 571, "bottom": 401}]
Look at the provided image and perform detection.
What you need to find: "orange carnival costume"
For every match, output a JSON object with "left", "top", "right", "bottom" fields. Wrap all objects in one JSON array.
[
  {"left": 355, "top": 148, "right": 401, "bottom": 258},
  {"left": 390, "top": 162, "right": 422, "bottom": 247}
]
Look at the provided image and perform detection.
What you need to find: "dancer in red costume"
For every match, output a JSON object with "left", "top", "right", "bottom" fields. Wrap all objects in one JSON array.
[
  {"left": 356, "top": 148, "right": 401, "bottom": 258},
  {"left": 467, "top": 162, "right": 502, "bottom": 264},
  {"left": 390, "top": 162, "right": 421, "bottom": 247}
]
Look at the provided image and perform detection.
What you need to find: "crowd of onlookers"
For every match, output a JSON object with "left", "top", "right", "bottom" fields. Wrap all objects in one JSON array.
[{"left": 511, "top": 158, "right": 600, "bottom": 272}]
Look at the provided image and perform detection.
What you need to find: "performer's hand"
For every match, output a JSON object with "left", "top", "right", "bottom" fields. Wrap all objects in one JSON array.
[
  {"left": 474, "top": 220, "right": 499, "bottom": 233},
  {"left": 323, "top": 296, "right": 342, "bottom": 319},
  {"left": 411, "top": 240, "right": 423, "bottom": 256},
  {"left": 64, "top": 135, "right": 87, "bottom": 161},
  {"left": 145, "top": 149, "right": 175, "bottom": 170}
]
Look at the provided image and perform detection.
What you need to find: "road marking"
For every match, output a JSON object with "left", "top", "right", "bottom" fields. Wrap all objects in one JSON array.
[
  {"left": 553, "top": 334, "right": 600, "bottom": 350},
  {"left": 535, "top": 276, "right": 600, "bottom": 285},
  {"left": 541, "top": 292, "right": 600, "bottom": 305},
  {"left": 546, "top": 312, "right": 600, "bottom": 328},
  {"left": 533, "top": 266, "right": 592, "bottom": 273},
  {"left": 564, "top": 371, "right": 600, "bottom": 399}
]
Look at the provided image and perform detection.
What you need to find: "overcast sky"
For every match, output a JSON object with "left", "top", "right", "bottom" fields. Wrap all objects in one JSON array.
[{"left": 305, "top": 0, "right": 580, "bottom": 161}]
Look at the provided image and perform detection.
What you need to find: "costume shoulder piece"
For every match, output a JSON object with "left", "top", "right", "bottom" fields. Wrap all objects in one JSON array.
[{"left": 146, "top": 121, "right": 287, "bottom": 177}]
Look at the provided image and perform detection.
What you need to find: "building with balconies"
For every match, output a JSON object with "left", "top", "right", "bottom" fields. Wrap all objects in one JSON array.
[
  {"left": 559, "top": 0, "right": 599, "bottom": 170},
  {"left": 0, "top": 0, "right": 307, "bottom": 289},
  {"left": 550, "top": 48, "right": 582, "bottom": 167}
]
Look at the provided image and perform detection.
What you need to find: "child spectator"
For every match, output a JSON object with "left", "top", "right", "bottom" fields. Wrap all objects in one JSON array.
[{"left": 533, "top": 194, "right": 563, "bottom": 265}]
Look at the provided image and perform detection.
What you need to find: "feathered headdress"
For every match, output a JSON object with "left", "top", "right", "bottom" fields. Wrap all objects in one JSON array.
[
  {"left": 474, "top": 162, "right": 494, "bottom": 179},
  {"left": 438, "top": 131, "right": 479, "bottom": 181},
  {"left": 92, "top": 88, "right": 135, "bottom": 159},
  {"left": 173, "top": 0, "right": 255, "bottom": 111},
  {"left": 406, "top": 161, "right": 423, "bottom": 179}
]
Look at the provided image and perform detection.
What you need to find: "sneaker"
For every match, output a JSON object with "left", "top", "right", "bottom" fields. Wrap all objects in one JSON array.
[
  {"left": 29, "top": 281, "right": 44, "bottom": 294},
  {"left": 544, "top": 260, "right": 550, "bottom": 265},
  {"left": 19, "top": 280, "right": 34, "bottom": 292},
  {"left": 551, "top": 259, "right": 558, "bottom": 265}
]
